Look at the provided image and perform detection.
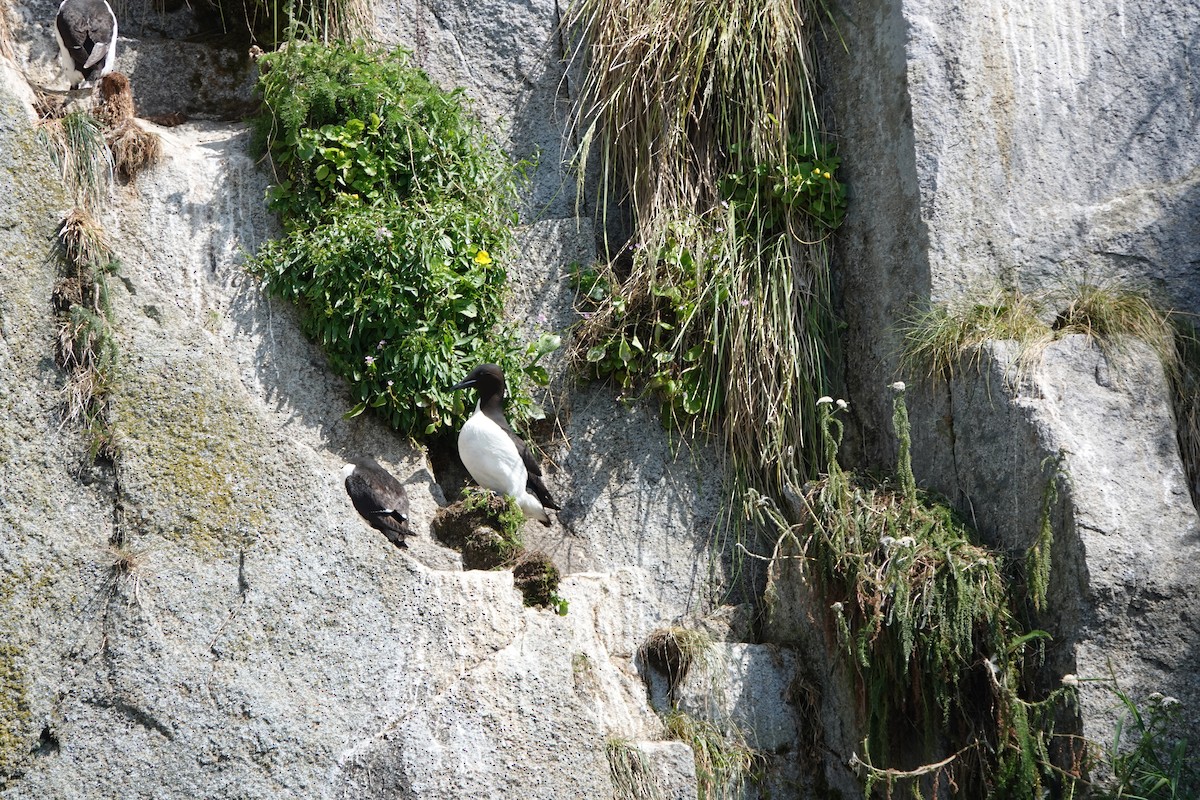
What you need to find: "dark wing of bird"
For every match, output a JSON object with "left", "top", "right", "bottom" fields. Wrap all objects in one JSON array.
[
  {"left": 489, "top": 412, "right": 560, "bottom": 511},
  {"left": 345, "top": 468, "right": 412, "bottom": 548},
  {"left": 58, "top": 0, "right": 114, "bottom": 51}
]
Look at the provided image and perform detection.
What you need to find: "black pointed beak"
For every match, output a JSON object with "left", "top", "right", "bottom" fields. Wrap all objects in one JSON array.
[{"left": 450, "top": 377, "right": 477, "bottom": 391}]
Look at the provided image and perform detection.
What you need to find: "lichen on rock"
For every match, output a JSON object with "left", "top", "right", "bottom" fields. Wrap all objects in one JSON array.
[{"left": 110, "top": 339, "right": 280, "bottom": 555}]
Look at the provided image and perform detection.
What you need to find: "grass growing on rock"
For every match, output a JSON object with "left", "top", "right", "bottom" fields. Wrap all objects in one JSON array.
[
  {"left": 903, "top": 281, "right": 1200, "bottom": 507},
  {"left": 565, "top": 0, "right": 843, "bottom": 501},
  {"left": 663, "top": 710, "right": 763, "bottom": 800},
  {"left": 756, "top": 387, "right": 1078, "bottom": 797},
  {"left": 607, "top": 738, "right": 665, "bottom": 800},
  {"left": 250, "top": 39, "right": 548, "bottom": 438}
]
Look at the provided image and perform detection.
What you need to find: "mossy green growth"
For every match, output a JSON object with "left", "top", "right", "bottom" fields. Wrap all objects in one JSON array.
[
  {"left": 112, "top": 350, "right": 275, "bottom": 555},
  {"left": 431, "top": 490, "right": 525, "bottom": 569},
  {"left": 757, "top": 388, "right": 1077, "bottom": 797},
  {"left": 511, "top": 552, "right": 566, "bottom": 614},
  {"left": 249, "top": 39, "right": 546, "bottom": 439},
  {"left": 0, "top": 642, "right": 31, "bottom": 782}
]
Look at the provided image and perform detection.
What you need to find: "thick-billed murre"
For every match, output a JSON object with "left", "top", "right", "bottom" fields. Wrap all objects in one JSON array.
[
  {"left": 54, "top": 0, "right": 118, "bottom": 89},
  {"left": 342, "top": 457, "right": 413, "bottom": 548},
  {"left": 450, "top": 363, "right": 559, "bottom": 527}
]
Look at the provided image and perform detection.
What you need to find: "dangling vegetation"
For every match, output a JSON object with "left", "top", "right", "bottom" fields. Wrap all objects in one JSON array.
[
  {"left": 662, "top": 710, "right": 764, "bottom": 800},
  {"left": 565, "top": 0, "right": 844, "bottom": 501},
  {"left": 755, "top": 388, "right": 1079, "bottom": 797},
  {"left": 193, "top": 0, "right": 368, "bottom": 47},
  {"left": 250, "top": 40, "right": 552, "bottom": 438}
]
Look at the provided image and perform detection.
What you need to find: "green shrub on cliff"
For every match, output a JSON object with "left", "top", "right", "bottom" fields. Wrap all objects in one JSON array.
[{"left": 250, "top": 40, "right": 548, "bottom": 436}]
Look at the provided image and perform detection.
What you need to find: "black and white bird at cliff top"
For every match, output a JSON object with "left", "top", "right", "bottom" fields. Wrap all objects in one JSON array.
[
  {"left": 451, "top": 363, "right": 560, "bottom": 527},
  {"left": 342, "top": 457, "right": 413, "bottom": 549},
  {"left": 54, "top": 0, "right": 118, "bottom": 89}
]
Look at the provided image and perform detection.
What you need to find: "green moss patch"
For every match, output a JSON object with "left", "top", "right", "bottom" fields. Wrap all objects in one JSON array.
[
  {"left": 511, "top": 552, "right": 562, "bottom": 609},
  {"left": 431, "top": 493, "right": 524, "bottom": 569},
  {"left": 112, "top": 348, "right": 279, "bottom": 555},
  {"left": 0, "top": 643, "right": 30, "bottom": 783}
]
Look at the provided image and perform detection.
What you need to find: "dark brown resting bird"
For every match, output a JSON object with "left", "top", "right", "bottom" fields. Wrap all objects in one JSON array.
[{"left": 342, "top": 457, "right": 413, "bottom": 548}]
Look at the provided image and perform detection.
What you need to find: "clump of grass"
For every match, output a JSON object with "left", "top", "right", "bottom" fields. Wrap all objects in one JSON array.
[
  {"left": 639, "top": 627, "right": 711, "bottom": 698},
  {"left": 206, "top": 0, "right": 368, "bottom": 47},
  {"left": 106, "top": 121, "right": 162, "bottom": 183},
  {"left": 565, "top": 0, "right": 842, "bottom": 503},
  {"left": 1090, "top": 678, "right": 1198, "bottom": 799},
  {"left": 903, "top": 282, "right": 1200, "bottom": 508},
  {"left": 757, "top": 387, "right": 1078, "bottom": 796},
  {"left": 607, "top": 738, "right": 665, "bottom": 800},
  {"left": 900, "top": 287, "right": 1047, "bottom": 383},
  {"left": 662, "top": 710, "right": 764, "bottom": 800},
  {"left": 512, "top": 552, "right": 567, "bottom": 614},
  {"left": 53, "top": 210, "right": 120, "bottom": 443},
  {"left": 38, "top": 110, "right": 112, "bottom": 209}
]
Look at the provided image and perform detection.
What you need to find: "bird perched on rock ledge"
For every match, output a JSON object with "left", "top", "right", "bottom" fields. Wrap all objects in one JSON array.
[
  {"left": 451, "top": 363, "right": 560, "bottom": 527},
  {"left": 342, "top": 457, "right": 413, "bottom": 549},
  {"left": 54, "top": 0, "right": 118, "bottom": 89}
]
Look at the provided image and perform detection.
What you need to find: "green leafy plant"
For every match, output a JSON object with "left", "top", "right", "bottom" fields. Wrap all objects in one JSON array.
[
  {"left": 1093, "top": 681, "right": 1197, "bottom": 799},
  {"left": 250, "top": 40, "right": 546, "bottom": 437},
  {"left": 756, "top": 386, "right": 1078, "bottom": 797}
]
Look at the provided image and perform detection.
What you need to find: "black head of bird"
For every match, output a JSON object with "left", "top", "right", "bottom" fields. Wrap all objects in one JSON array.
[{"left": 449, "top": 363, "right": 506, "bottom": 403}]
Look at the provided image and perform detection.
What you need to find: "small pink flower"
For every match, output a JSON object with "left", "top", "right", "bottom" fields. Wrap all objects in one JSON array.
[{"left": 364, "top": 356, "right": 375, "bottom": 366}]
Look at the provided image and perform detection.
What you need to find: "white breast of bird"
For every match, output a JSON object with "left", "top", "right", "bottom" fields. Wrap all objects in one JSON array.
[{"left": 458, "top": 411, "right": 526, "bottom": 497}]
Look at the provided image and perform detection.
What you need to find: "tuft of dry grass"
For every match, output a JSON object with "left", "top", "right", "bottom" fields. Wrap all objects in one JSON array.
[
  {"left": 107, "top": 120, "right": 162, "bottom": 183},
  {"left": 565, "top": 0, "right": 840, "bottom": 509},
  {"left": 903, "top": 282, "right": 1200, "bottom": 509},
  {"left": 901, "top": 288, "right": 1048, "bottom": 384},
  {"left": 39, "top": 110, "right": 113, "bottom": 209},
  {"left": 95, "top": 72, "right": 135, "bottom": 127}
]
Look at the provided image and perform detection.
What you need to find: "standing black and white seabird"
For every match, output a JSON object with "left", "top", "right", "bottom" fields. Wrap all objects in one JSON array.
[
  {"left": 342, "top": 457, "right": 413, "bottom": 549},
  {"left": 54, "top": 0, "right": 118, "bottom": 89},
  {"left": 450, "top": 363, "right": 560, "bottom": 527}
]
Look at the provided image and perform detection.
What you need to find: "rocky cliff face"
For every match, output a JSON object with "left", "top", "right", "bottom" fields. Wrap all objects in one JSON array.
[
  {"left": 2, "top": 0, "right": 1198, "bottom": 797},
  {"left": 827, "top": 0, "right": 1200, "bottom": 769},
  {"left": 0, "top": 1, "right": 795, "bottom": 797}
]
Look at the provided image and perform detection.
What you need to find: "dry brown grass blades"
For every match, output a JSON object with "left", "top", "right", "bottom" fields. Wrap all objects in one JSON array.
[{"left": 565, "top": 0, "right": 841, "bottom": 507}]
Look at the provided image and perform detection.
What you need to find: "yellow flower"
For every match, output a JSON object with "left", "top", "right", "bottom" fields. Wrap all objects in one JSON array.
[
  {"left": 823, "top": 171, "right": 832, "bottom": 180},
  {"left": 474, "top": 250, "right": 493, "bottom": 266}
]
